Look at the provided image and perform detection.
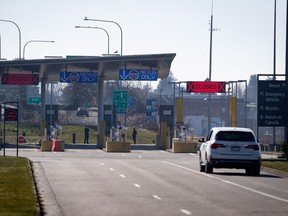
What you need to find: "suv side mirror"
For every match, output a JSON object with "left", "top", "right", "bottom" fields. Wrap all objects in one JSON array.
[{"left": 199, "top": 138, "right": 205, "bottom": 142}]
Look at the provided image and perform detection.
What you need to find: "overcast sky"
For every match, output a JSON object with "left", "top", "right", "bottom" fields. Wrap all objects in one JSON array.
[{"left": 0, "top": 0, "right": 287, "bottom": 84}]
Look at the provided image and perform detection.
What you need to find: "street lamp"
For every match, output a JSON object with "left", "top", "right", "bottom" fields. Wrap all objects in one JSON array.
[
  {"left": 84, "top": 17, "right": 123, "bottom": 55},
  {"left": 23, "top": 40, "right": 54, "bottom": 59},
  {"left": 75, "top": 25, "right": 110, "bottom": 54},
  {"left": 0, "top": 19, "right": 22, "bottom": 59}
]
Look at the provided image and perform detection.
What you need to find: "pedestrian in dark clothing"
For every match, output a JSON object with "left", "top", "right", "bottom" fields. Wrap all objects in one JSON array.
[
  {"left": 132, "top": 128, "right": 137, "bottom": 144},
  {"left": 84, "top": 127, "right": 90, "bottom": 144}
]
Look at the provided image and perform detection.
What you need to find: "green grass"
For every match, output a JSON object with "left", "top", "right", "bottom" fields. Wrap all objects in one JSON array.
[
  {"left": 262, "top": 159, "right": 288, "bottom": 172},
  {"left": 0, "top": 156, "right": 38, "bottom": 216},
  {"left": 2, "top": 124, "right": 158, "bottom": 144}
]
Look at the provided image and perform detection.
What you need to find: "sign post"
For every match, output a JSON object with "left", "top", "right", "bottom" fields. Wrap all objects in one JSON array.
[{"left": 2, "top": 102, "right": 19, "bottom": 157}]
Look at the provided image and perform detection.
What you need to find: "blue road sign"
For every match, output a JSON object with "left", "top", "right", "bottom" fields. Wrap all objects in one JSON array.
[
  {"left": 60, "top": 72, "right": 97, "bottom": 83},
  {"left": 119, "top": 69, "right": 158, "bottom": 81}
]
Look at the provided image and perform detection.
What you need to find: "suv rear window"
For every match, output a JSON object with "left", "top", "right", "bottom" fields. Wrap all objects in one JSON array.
[{"left": 215, "top": 131, "right": 255, "bottom": 142}]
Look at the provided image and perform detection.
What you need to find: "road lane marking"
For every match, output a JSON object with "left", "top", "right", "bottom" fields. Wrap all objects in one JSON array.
[
  {"left": 153, "top": 195, "right": 162, "bottom": 200},
  {"left": 138, "top": 155, "right": 142, "bottom": 158},
  {"left": 134, "top": 184, "right": 141, "bottom": 188},
  {"left": 100, "top": 163, "right": 105, "bottom": 166},
  {"left": 189, "top": 153, "right": 199, "bottom": 158},
  {"left": 120, "top": 174, "right": 126, "bottom": 178},
  {"left": 162, "top": 161, "right": 288, "bottom": 203},
  {"left": 180, "top": 209, "right": 192, "bottom": 215},
  {"left": 109, "top": 168, "right": 114, "bottom": 171}
]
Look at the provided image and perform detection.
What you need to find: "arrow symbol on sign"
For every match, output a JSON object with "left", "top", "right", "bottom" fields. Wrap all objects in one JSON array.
[
  {"left": 119, "top": 70, "right": 128, "bottom": 80},
  {"left": 60, "top": 72, "right": 69, "bottom": 82}
]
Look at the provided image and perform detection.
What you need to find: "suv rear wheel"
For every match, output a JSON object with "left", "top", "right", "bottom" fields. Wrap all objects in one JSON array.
[
  {"left": 245, "top": 165, "right": 260, "bottom": 176},
  {"left": 205, "top": 162, "right": 213, "bottom": 173}
]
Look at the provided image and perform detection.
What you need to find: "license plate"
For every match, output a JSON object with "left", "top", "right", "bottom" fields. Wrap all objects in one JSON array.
[{"left": 231, "top": 146, "right": 240, "bottom": 151}]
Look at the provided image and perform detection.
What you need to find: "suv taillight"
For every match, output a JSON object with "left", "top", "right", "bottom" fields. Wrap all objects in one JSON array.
[
  {"left": 211, "top": 143, "right": 226, "bottom": 149},
  {"left": 245, "top": 144, "right": 259, "bottom": 150}
]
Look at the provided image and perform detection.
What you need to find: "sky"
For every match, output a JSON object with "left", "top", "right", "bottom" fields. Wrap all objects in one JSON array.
[{"left": 0, "top": 0, "right": 287, "bottom": 85}]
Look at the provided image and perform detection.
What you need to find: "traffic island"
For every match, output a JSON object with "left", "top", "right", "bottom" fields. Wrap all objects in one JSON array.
[{"left": 104, "top": 141, "right": 130, "bottom": 152}]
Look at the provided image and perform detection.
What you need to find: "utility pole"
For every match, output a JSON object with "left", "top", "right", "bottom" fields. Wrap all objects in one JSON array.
[
  {"left": 208, "top": 0, "right": 219, "bottom": 131},
  {"left": 285, "top": 0, "right": 288, "bottom": 159}
]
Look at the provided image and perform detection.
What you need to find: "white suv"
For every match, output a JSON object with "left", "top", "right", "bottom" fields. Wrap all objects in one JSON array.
[{"left": 199, "top": 127, "right": 261, "bottom": 176}]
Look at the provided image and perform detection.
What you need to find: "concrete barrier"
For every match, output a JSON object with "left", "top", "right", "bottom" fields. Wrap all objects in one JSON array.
[
  {"left": 41, "top": 141, "right": 52, "bottom": 151},
  {"left": 172, "top": 141, "right": 197, "bottom": 153},
  {"left": 105, "top": 141, "right": 130, "bottom": 152},
  {"left": 52, "top": 140, "right": 65, "bottom": 152}
]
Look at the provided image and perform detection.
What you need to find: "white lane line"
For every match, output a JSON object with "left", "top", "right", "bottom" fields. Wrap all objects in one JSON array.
[
  {"left": 138, "top": 155, "right": 142, "bottom": 159},
  {"left": 100, "top": 163, "right": 105, "bottom": 166},
  {"left": 109, "top": 168, "right": 114, "bottom": 171},
  {"left": 162, "top": 161, "right": 288, "bottom": 204},
  {"left": 134, "top": 184, "right": 141, "bottom": 188},
  {"left": 189, "top": 153, "right": 199, "bottom": 158},
  {"left": 153, "top": 195, "right": 162, "bottom": 200},
  {"left": 180, "top": 209, "right": 192, "bottom": 215},
  {"left": 120, "top": 174, "right": 126, "bottom": 178}
]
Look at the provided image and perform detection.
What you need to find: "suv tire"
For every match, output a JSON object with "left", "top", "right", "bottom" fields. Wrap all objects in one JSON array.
[{"left": 205, "top": 162, "right": 213, "bottom": 173}]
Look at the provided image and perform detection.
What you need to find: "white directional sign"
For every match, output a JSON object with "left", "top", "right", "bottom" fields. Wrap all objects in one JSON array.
[{"left": 257, "top": 80, "right": 287, "bottom": 126}]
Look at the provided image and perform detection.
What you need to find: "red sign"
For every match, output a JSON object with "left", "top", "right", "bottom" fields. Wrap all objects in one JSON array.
[
  {"left": 2, "top": 74, "right": 39, "bottom": 85},
  {"left": 4, "top": 108, "right": 18, "bottom": 121},
  {"left": 186, "top": 81, "right": 226, "bottom": 93}
]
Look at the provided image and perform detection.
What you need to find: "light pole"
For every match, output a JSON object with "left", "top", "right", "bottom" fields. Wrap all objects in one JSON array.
[
  {"left": 0, "top": 19, "right": 22, "bottom": 59},
  {"left": 207, "top": 0, "right": 219, "bottom": 131},
  {"left": 23, "top": 40, "right": 54, "bottom": 59},
  {"left": 84, "top": 17, "right": 123, "bottom": 55},
  {"left": 75, "top": 25, "right": 110, "bottom": 54}
]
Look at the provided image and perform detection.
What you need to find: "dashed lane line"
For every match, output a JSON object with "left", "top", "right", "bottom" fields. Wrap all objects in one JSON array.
[
  {"left": 134, "top": 183, "right": 141, "bottom": 188},
  {"left": 180, "top": 209, "right": 192, "bottom": 215},
  {"left": 153, "top": 195, "right": 162, "bottom": 200}
]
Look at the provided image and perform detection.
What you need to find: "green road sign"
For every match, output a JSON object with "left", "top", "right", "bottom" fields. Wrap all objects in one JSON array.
[
  {"left": 28, "top": 97, "right": 41, "bottom": 105},
  {"left": 113, "top": 90, "right": 128, "bottom": 109}
]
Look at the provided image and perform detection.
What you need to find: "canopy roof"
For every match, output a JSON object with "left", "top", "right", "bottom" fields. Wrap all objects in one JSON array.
[{"left": 0, "top": 53, "right": 176, "bottom": 82}]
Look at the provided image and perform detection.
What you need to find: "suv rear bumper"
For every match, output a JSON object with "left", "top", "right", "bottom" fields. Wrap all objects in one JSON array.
[{"left": 210, "top": 158, "right": 261, "bottom": 169}]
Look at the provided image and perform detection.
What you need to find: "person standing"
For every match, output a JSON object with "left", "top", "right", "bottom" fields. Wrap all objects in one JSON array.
[
  {"left": 132, "top": 128, "right": 137, "bottom": 144},
  {"left": 84, "top": 127, "right": 90, "bottom": 144}
]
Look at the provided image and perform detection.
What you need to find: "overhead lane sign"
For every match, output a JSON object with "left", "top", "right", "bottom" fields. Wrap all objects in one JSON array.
[
  {"left": 2, "top": 74, "right": 39, "bottom": 85},
  {"left": 119, "top": 69, "right": 158, "bottom": 81},
  {"left": 186, "top": 81, "right": 226, "bottom": 93},
  {"left": 60, "top": 71, "right": 97, "bottom": 83}
]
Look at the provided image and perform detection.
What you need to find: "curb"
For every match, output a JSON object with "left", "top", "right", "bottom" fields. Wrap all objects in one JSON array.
[{"left": 261, "top": 166, "right": 288, "bottom": 178}]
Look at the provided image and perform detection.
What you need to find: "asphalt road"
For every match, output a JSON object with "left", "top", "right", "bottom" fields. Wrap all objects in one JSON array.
[{"left": 5, "top": 146, "right": 288, "bottom": 216}]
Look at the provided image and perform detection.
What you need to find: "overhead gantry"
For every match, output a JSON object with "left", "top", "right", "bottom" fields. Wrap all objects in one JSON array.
[{"left": 0, "top": 53, "right": 176, "bottom": 145}]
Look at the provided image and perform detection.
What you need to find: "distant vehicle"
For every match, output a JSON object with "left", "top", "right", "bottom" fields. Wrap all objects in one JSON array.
[
  {"left": 87, "top": 107, "right": 98, "bottom": 112},
  {"left": 199, "top": 127, "right": 261, "bottom": 176},
  {"left": 77, "top": 107, "right": 89, "bottom": 117}
]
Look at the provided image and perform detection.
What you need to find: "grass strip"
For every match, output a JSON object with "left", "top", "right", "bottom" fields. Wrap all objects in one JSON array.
[
  {"left": 262, "top": 159, "right": 288, "bottom": 173},
  {"left": 0, "top": 156, "right": 38, "bottom": 216}
]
